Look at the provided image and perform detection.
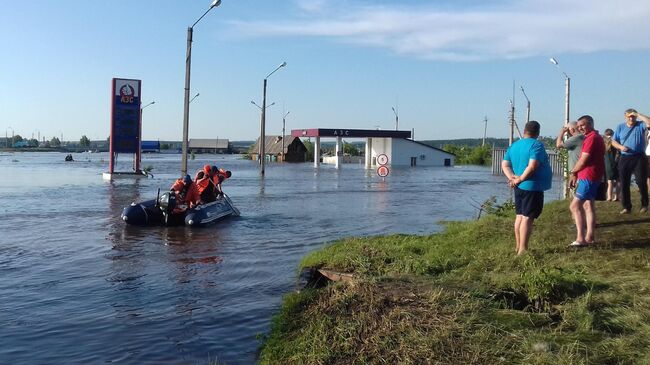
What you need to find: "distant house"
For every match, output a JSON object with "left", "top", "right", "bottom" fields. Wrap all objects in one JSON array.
[
  {"left": 141, "top": 140, "right": 160, "bottom": 153},
  {"left": 189, "top": 138, "right": 230, "bottom": 154},
  {"left": 250, "top": 135, "right": 307, "bottom": 162}
]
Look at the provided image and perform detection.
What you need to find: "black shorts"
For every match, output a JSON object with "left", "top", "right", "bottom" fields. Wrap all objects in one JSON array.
[{"left": 514, "top": 187, "right": 544, "bottom": 219}]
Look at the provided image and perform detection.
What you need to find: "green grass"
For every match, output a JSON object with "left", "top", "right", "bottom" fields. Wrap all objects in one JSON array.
[{"left": 259, "top": 193, "right": 650, "bottom": 364}]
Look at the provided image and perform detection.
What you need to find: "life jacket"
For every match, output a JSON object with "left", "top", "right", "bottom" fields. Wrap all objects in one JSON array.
[
  {"left": 170, "top": 179, "right": 195, "bottom": 206},
  {"left": 196, "top": 175, "right": 216, "bottom": 203},
  {"left": 209, "top": 169, "right": 230, "bottom": 189},
  {"left": 184, "top": 182, "right": 200, "bottom": 208},
  {"left": 170, "top": 178, "right": 184, "bottom": 193}
]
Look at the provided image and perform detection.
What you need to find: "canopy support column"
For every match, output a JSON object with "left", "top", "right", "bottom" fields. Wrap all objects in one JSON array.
[
  {"left": 313, "top": 137, "right": 321, "bottom": 168},
  {"left": 335, "top": 136, "right": 342, "bottom": 169},
  {"left": 365, "top": 137, "right": 373, "bottom": 168}
]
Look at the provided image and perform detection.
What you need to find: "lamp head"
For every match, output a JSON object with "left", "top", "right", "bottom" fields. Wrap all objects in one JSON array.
[
  {"left": 151, "top": 101, "right": 156, "bottom": 105},
  {"left": 269, "top": 102, "right": 276, "bottom": 107},
  {"left": 279, "top": 61, "right": 287, "bottom": 68},
  {"left": 210, "top": 0, "right": 222, "bottom": 8},
  {"left": 250, "top": 100, "right": 255, "bottom": 105},
  {"left": 549, "top": 57, "right": 559, "bottom": 66}
]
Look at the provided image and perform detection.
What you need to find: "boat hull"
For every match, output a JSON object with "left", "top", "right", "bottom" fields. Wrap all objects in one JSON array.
[{"left": 121, "top": 193, "right": 239, "bottom": 227}]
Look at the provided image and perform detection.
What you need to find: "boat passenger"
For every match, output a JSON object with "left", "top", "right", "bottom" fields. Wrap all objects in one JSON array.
[
  {"left": 170, "top": 174, "right": 200, "bottom": 211},
  {"left": 196, "top": 164, "right": 217, "bottom": 203},
  {"left": 211, "top": 166, "right": 232, "bottom": 197}
]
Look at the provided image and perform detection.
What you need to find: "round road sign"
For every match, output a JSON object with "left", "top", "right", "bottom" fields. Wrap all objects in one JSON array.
[
  {"left": 377, "top": 165, "right": 390, "bottom": 177},
  {"left": 377, "top": 154, "right": 388, "bottom": 165}
]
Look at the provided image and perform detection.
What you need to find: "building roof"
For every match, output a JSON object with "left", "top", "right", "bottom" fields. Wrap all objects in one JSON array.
[
  {"left": 405, "top": 139, "right": 456, "bottom": 156},
  {"left": 189, "top": 138, "right": 229, "bottom": 149},
  {"left": 250, "top": 135, "right": 301, "bottom": 155},
  {"left": 291, "top": 128, "right": 411, "bottom": 138}
]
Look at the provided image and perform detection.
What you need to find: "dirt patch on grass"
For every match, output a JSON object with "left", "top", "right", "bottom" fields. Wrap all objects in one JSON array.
[{"left": 265, "top": 277, "right": 515, "bottom": 364}]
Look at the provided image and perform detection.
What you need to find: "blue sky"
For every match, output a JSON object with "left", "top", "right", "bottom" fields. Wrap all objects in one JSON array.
[{"left": 2, "top": 0, "right": 650, "bottom": 142}]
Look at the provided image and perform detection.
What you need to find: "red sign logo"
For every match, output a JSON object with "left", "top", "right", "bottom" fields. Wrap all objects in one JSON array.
[{"left": 119, "top": 84, "right": 135, "bottom": 103}]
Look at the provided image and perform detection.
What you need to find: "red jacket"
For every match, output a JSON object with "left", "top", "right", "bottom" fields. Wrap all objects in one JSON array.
[
  {"left": 170, "top": 178, "right": 184, "bottom": 193},
  {"left": 196, "top": 175, "right": 213, "bottom": 195},
  {"left": 184, "top": 183, "right": 200, "bottom": 208},
  {"left": 171, "top": 179, "right": 200, "bottom": 208}
]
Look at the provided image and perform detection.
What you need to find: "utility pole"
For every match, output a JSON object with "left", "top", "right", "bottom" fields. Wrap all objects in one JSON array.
[
  {"left": 282, "top": 110, "right": 290, "bottom": 162},
  {"left": 259, "top": 62, "right": 287, "bottom": 176},
  {"left": 508, "top": 100, "right": 515, "bottom": 146}
]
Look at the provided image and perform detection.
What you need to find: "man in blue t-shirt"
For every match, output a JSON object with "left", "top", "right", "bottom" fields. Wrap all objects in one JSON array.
[
  {"left": 611, "top": 109, "right": 650, "bottom": 214},
  {"left": 502, "top": 121, "right": 553, "bottom": 256}
]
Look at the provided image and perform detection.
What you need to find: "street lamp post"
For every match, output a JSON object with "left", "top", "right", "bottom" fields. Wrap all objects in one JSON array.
[
  {"left": 282, "top": 110, "right": 290, "bottom": 162},
  {"left": 550, "top": 57, "right": 571, "bottom": 198},
  {"left": 138, "top": 101, "right": 155, "bottom": 171},
  {"left": 550, "top": 57, "right": 570, "bottom": 126},
  {"left": 391, "top": 106, "right": 399, "bottom": 130},
  {"left": 259, "top": 61, "right": 286, "bottom": 176},
  {"left": 520, "top": 86, "right": 531, "bottom": 124},
  {"left": 252, "top": 100, "right": 275, "bottom": 164},
  {"left": 181, "top": 0, "right": 222, "bottom": 177},
  {"left": 482, "top": 116, "right": 488, "bottom": 147},
  {"left": 141, "top": 101, "right": 155, "bottom": 111},
  {"left": 190, "top": 92, "right": 200, "bottom": 103},
  {"left": 251, "top": 100, "right": 275, "bottom": 110}
]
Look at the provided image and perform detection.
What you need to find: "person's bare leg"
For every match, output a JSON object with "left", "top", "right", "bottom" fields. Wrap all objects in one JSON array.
[
  {"left": 584, "top": 200, "right": 596, "bottom": 243},
  {"left": 517, "top": 216, "right": 534, "bottom": 255},
  {"left": 514, "top": 215, "right": 522, "bottom": 253},
  {"left": 607, "top": 180, "right": 614, "bottom": 201},
  {"left": 570, "top": 198, "right": 586, "bottom": 243}
]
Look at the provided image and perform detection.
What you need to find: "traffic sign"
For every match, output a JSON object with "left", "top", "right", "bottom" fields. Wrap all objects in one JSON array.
[
  {"left": 377, "top": 165, "right": 390, "bottom": 177},
  {"left": 377, "top": 154, "right": 388, "bottom": 165}
]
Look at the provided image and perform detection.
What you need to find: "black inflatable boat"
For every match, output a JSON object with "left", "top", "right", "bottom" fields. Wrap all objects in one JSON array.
[{"left": 121, "top": 191, "right": 240, "bottom": 227}]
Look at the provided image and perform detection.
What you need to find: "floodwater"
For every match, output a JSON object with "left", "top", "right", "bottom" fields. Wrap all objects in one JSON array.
[{"left": 0, "top": 152, "right": 562, "bottom": 364}]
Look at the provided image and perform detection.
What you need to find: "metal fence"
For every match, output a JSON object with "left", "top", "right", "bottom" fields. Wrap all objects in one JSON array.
[{"left": 492, "top": 148, "right": 564, "bottom": 176}]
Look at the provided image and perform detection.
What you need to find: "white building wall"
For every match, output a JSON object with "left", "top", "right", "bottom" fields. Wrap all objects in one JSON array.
[
  {"left": 390, "top": 138, "right": 454, "bottom": 166},
  {"left": 321, "top": 137, "right": 455, "bottom": 167},
  {"left": 369, "top": 137, "right": 392, "bottom": 165}
]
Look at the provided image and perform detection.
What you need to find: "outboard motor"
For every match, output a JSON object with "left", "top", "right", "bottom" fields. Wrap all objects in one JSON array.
[{"left": 158, "top": 192, "right": 177, "bottom": 225}]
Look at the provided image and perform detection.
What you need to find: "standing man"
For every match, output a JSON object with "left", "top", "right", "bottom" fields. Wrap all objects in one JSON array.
[
  {"left": 555, "top": 121, "right": 584, "bottom": 173},
  {"left": 568, "top": 115, "right": 605, "bottom": 247},
  {"left": 502, "top": 121, "right": 553, "bottom": 256},
  {"left": 611, "top": 109, "right": 650, "bottom": 214}
]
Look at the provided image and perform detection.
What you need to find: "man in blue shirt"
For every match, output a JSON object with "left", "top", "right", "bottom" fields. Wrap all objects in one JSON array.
[
  {"left": 611, "top": 109, "right": 650, "bottom": 214},
  {"left": 502, "top": 121, "right": 553, "bottom": 256}
]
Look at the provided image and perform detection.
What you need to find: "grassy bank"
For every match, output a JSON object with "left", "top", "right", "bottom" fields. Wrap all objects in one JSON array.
[{"left": 259, "top": 194, "right": 650, "bottom": 364}]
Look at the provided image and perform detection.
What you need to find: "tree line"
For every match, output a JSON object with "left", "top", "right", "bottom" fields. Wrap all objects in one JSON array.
[{"left": 425, "top": 137, "right": 557, "bottom": 166}]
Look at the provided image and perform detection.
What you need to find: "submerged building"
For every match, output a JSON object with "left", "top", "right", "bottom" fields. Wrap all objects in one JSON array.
[
  {"left": 291, "top": 128, "right": 455, "bottom": 168},
  {"left": 188, "top": 139, "right": 230, "bottom": 154},
  {"left": 250, "top": 135, "right": 308, "bottom": 162}
]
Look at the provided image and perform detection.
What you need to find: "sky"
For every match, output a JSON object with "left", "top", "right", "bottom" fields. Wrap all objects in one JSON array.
[{"left": 2, "top": 0, "right": 650, "bottom": 142}]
